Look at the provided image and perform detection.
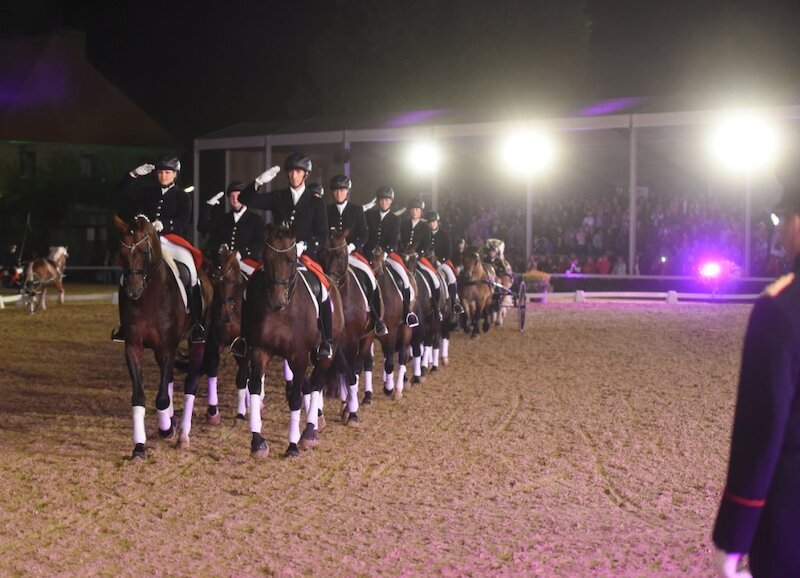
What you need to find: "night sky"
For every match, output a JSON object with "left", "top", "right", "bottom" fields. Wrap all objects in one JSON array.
[{"left": 4, "top": 0, "right": 800, "bottom": 146}]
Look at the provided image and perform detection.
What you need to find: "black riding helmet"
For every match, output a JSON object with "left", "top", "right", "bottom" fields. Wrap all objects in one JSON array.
[
  {"left": 330, "top": 174, "right": 352, "bottom": 190},
  {"left": 408, "top": 198, "right": 425, "bottom": 210},
  {"left": 306, "top": 183, "right": 324, "bottom": 198},
  {"left": 376, "top": 186, "right": 395, "bottom": 200},
  {"left": 155, "top": 154, "right": 181, "bottom": 172},
  {"left": 226, "top": 181, "right": 247, "bottom": 195},
  {"left": 284, "top": 152, "right": 312, "bottom": 173},
  {"left": 425, "top": 210, "right": 440, "bottom": 221}
]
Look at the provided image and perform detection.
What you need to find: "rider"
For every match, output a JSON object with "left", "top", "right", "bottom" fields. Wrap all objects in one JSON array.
[
  {"left": 239, "top": 152, "right": 335, "bottom": 359},
  {"left": 400, "top": 198, "right": 443, "bottom": 321},
  {"left": 111, "top": 154, "right": 206, "bottom": 343},
  {"left": 326, "top": 174, "right": 388, "bottom": 336},
  {"left": 425, "top": 210, "right": 464, "bottom": 315},
  {"left": 363, "top": 186, "right": 419, "bottom": 327},
  {"left": 198, "top": 181, "right": 265, "bottom": 277}
]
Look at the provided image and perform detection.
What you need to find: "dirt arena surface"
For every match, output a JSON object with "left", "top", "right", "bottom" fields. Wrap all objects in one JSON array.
[{"left": 0, "top": 298, "right": 750, "bottom": 577}]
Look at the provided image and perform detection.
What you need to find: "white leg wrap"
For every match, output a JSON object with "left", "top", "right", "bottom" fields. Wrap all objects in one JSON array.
[
  {"left": 413, "top": 356, "right": 421, "bottom": 377},
  {"left": 249, "top": 395, "right": 262, "bottom": 433},
  {"left": 308, "top": 392, "right": 320, "bottom": 428},
  {"left": 423, "top": 346, "right": 432, "bottom": 367},
  {"left": 237, "top": 388, "right": 247, "bottom": 415},
  {"left": 260, "top": 375, "right": 265, "bottom": 402},
  {"left": 168, "top": 381, "right": 174, "bottom": 417},
  {"left": 207, "top": 376, "right": 218, "bottom": 406},
  {"left": 303, "top": 393, "right": 311, "bottom": 419},
  {"left": 396, "top": 365, "right": 406, "bottom": 393},
  {"left": 364, "top": 370, "right": 373, "bottom": 393},
  {"left": 433, "top": 348, "right": 440, "bottom": 368},
  {"left": 385, "top": 370, "right": 395, "bottom": 392},
  {"left": 339, "top": 376, "right": 348, "bottom": 402},
  {"left": 289, "top": 409, "right": 301, "bottom": 444},
  {"left": 133, "top": 406, "right": 146, "bottom": 445},
  {"left": 181, "top": 394, "right": 195, "bottom": 435},
  {"left": 382, "top": 368, "right": 388, "bottom": 384},
  {"left": 157, "top": 408, "right": 172, "bottom": 431},
  {"left": 283, "top": 360, "right": 293, "bottom": 381},
  {"left": 442, "top": 338, "right": 449, "bottom": 359},
  {"left": 348, "top": 385, "right": 359, "bottom": 413}
]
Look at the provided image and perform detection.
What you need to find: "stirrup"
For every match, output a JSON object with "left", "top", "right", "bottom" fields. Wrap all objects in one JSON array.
[
  {"left": 190, "top": 323, "right": 206, "bottom": 344},
  {"left": 405, "top": 312, "right": 419, "bottom": 328},
  {"left": 454, "top": 302, "right": 465, "bottom": 315},
  {"left": 318, "top": 340, "right": 333, "bottom": 359},
  {"left": 374, "top": 319, "right": 388, "bottom": 336},
  {"left": 111, "top": 325, "right": 124, "bottom": 343},
  {"left": 230, "top": 337, "right": 247, "bottom": 359}
]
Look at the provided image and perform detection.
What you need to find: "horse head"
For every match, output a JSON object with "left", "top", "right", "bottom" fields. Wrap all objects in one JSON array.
[
  {"left": 262, "top": 223, "right": 297, "bottom": 311},
  {"left": 211, "top": 244, "right": 242, "bottom": 323},
  {"left": 460, "top": 248, "right": 485, "bottom": 282},
  {"left": 114, "top": 214, "right": 161, "bottom": 300},
  {"left": 317, "top": 229, "right": 349, "bottom": 286},
  {"left": 369, "top": 246, "right": 387, "bottom": 275},
  {"left": 398, "top": 242, "right": 419, "bottom": 271}
]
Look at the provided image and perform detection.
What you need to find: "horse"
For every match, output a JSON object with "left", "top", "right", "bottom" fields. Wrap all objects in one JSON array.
[
  {"left": 367, "top": 247, "right": 413, "bottom": 400},
  {"left": 458, "top": 248, "right": 494, "bottom": 338},
  {"left": 113, "top": 215, "right": 212, "bottom": 460},
  {"left": 316, "top": 231, "right": 374, "bottom": 426},
  {"left": 21, "top": 246, "right": 68, "bottom": 313},
  {"left": 420, "top": 246, "right": 458, "bottom": 369},
  {"left": 491, "top": 270, "right": 514, "bottom": 328},
  {"left": 241, "top": 224, "right": 344, "bottom": 459},
  {"left": 205, "top": 244, "right": 251, "bottom": 423}
]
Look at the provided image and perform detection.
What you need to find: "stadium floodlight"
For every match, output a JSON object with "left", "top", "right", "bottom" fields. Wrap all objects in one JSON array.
[
  {"left": 709, "top": 111, "right": 780, "bottom": 174},
  {"left": 699, "top": 261, "right": 722, "bottom": 279},
  {"left": 771, "top": 212, "right": 780, "bottom": 227},
  {"left": 500, "top": 129, "right": 556, "bottom": 176},
  {"left": 407, "top": 141, "right": 442, "bottom": 175}
]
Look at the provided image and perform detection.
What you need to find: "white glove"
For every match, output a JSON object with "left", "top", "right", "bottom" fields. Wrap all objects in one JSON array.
[
  {"left": 254, "top": 165, "right": 281, "bottom": 187},
  {"left": 296, "top": 241, "right": 307, "bottom": 257},
  {"left": 362, "top": 197, "right": 377, "bottom": 211},
  {"left": 235, "top": 251, "right": 242, "bottom": 261},
  {"left": 130, "top": 163, "right": 155, "bottom": 178},
  {"left": 394, "top": 207, "right": 407, "bottom": 216},
  {"left": 152, "top": 220, "right": 164, "bottom": 233},
  {"left": 347, "top": 243, "right": 356, "bottom": 254},
  {"left": 206, "top": 191, "right": 224, "bottom": 206},
  {"left": 713, "top": 548, "right": 751, "bottom": 578}
]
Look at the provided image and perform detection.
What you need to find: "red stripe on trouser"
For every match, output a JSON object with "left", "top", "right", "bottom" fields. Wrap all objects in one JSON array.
[
  {"left": 388, "top": 252, "right": 410, "bottom": 273},
  {"left": 163, "top": 233, "right": 204, "bottom": 269},
  {"left": 242, "top": 258, "right": 261, "bottom": 270},
  {"left": 300, "top": 255, "right": 331, "bottom": 290},
  {"left": 352, "top": 251, "right": 372, "bottom": 268},
  {"left": 724, "top": 491, "right": 765, "bottom": 508}
]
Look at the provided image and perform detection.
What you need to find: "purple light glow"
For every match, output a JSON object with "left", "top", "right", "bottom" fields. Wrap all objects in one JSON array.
[
  {"left": 579, "top": 97, "right": 642, "bottom": 117},
  {"left": 387, "top": 109, "right": 448, "bottom": 127},
  {"left": 700, "top": 262, "right": 722, "bottom": 279}
]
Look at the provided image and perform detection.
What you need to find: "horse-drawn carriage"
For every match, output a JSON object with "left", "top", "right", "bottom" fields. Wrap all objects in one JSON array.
[{"left": 485, "top": 239, "right": 527, "bottom": 332}]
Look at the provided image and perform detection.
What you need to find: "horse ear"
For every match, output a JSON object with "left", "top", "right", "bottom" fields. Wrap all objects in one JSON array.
[
  {"left": 342, "top": 228, "right": 351, "bottom": 241},
  {"left": 113, "top": 215, "right": 128, "bottom": 235}
]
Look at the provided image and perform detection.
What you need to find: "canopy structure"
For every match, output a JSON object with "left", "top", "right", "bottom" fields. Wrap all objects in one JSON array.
[{"left": 194, "top": 98, "right": 800, "bottom": 277}]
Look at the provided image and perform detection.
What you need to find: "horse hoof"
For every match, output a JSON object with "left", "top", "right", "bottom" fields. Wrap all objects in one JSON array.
[
  {"left": 284, "top": 443, "right": 300, "bottom": 458},
  {"left": 177, "top": 433, "right": 190, "bottom": 450},
  {"left": 346, "top": 413, "right": 360, "bottom": 428},
  {"left": 392, "top": 389, "right": 403, "bottom": 401},
  {"left": 470, "top": 334, "right": 479, "bottom": 340},
  {"left": 158, "top": 426, "right": 176, "bottom": 442},
  {"left": 317, "top": 414, "right": 327, "bottom": 431},
  {"left": 131, "top": 443, "right": 147, "bottom": 461},
  {"left": 361, "top": 392, "right": 373, "bottom": 406},
  {"left": 299, "top": 426, "right": 320, "bottom": 451},
  {"left": 340, "top": 405, "right": 350, "bottom": 423},
  {"left": 206, "top": 409, "right": 221, "bottom": 426},
  {"left": 430, "top": 365, "right": 438, "bottom": 373},
  {"left": 382, "top": 386, "right": 393, "bottom": 397},
  {"left": 411, "top": 376, "right": 421, "bottom": 385},
  {"left": 442, "top": 357, "right": 449, "bottom": 366},
  {"left": 250, "top": 434, "right": 269, "bottom": 459}
]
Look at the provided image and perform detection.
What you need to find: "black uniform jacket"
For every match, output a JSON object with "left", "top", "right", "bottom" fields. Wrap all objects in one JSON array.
[
  {"left": 327, "top": 201, "right": 369, "bottom": 253},
  {"left": 426, "top": 227, "right": 453, "bottom": 262},
  {"left": 239, "top": 183, "right": 328, "bottom": 258},
  {"left": 400, "top": 218, "right": 431, "bottom": 253},
  {"left": 713, "top": 266, "right": 800, "bottom": 576},
  {"left": 120, "top": 175, "right": 191, "bottom": 239},
  {"left": 364, "top": 209, "right": 400, "bottom": 255},
  {"left": 198, "top": 205, "right": 265, "bottom": 262}
]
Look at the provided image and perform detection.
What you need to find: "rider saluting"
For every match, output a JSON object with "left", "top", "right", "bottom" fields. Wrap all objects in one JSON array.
[
  {"left": 111, "top": 155, "right": 206, "bottom": 343},
  {"left": 239, "top": 153, "right": 335, "bottom": 358}
]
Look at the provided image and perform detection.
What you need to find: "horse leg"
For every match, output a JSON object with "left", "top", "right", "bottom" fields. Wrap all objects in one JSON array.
[
  {"left": 153, "top": 347, "right": 177, "bottom": 442},
  {"left": 381, "top": 339, "right": 396, "bottom": 397},
  {"left": 411, "top": 329, "right": 423, "bottom": 385},
  {"left": 235, "top": 356, "right": 248, "bottom": 422},
  {"left": 292, "top": 358, "right": 316, "bottom": 456},
  {"left": 471, "top": 305, "right": 481, "bottom": 339},
  {"left": 431, "top": 332, "right": 440, "bottom": 372},
  {"left": 205, "top": 339, "right": 222, "bottom": 425},
  {"left": 362, "top": 340, "right": 375, "bottom": 405},
  {"left": 248, "top": 348, "right": 270, "bottom": 459},
  {"left": 482, "top": 301, "right": 492, "bottom": 333},
  {"left": 177, "top": 341, "right": 205, "bottom": 449},
  {"left": 125, "top": 343, "right": 148, "bottom": 460},
  {"left": 57, "top": 280, "right": 65, "bottom": 305},
  {"left": 41, "top": 288, "right": 47, "bottom": 312}
]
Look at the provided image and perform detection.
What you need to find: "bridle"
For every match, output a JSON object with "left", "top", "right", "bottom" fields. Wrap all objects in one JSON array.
[
  {"left": 120, "top": 233, "right": 160, "bottom": 288},
  {"left": 322, "top": 240, "right": 349, "bottom": 286},
  {"left": 264, "top": 240, "right": 298, "bottom": 296},
  {"left": 211, "top": 256, "right": 242, "bottom": 309}
]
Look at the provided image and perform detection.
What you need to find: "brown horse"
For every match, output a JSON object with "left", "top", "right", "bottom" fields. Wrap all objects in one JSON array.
[
  {"left": 419, "top": 246, "right": 457, "bottom": 370},
  {"left": 241, "top": 224, "right": 344, "bottom": 458},
  {"left": 114, "top": 215, "right": 212, "bottom": 460},
  {"left": 205, "top": 244, "right": 250, "bottom": 423},
  {"left": 458, "top": 248, "right": 494, "bottom": 338},
  {"left": 316, "top": 231, "right": 374, "bottom": 426},
  {"left": 367, "top": 247, "right": 413, "bottom": 400},
  {"left": 21, "top": 246, "right": 68, "bottom": 313}
]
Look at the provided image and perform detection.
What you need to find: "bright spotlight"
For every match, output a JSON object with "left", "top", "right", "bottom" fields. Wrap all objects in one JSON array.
[
  {"left": 660, "top": 256, "right": 667, "bottom": 264},
  {"left": 700, "top": 261, "right": 722, "bottom": 279},
  {"left": 771, "top": 212, "right": 780, "bottom": 227},
  {"left": 500, "top": 129, "right": 556, "bottom": 176},
  {"left": 709, "top": 112, "right": 780, "bottom": 173},
  {"left": 408, "top": 141, "right": 441, "bottom": 174}
]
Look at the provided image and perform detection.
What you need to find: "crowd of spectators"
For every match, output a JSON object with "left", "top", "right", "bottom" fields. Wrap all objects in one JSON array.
[{"left": 437, "top": 187, "right": 788, "bottom": 278}]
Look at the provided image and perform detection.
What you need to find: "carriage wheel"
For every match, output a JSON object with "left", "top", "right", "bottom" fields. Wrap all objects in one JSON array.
[
  {"left": 517, "top": 280, "right": 527, "bottom": 332},
  {"left": 22, "top": 274, "right": 42, "bottom": 314}
]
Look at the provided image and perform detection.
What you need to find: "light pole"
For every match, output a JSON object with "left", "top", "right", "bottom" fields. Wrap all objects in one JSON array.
[
  {"left": 709, "top": 112, "right": 780, "bottom": 277},
  {"left": 407, "top": 141, "right": 442, "bottom": 211},
  {"left": 500, "top": 129, "right": 556, "bottom": 260}
]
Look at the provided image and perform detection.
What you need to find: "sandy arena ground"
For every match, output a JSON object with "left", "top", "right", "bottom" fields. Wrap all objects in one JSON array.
[{"left": 0, "top": 297, "right": 750, "bottom": 576}]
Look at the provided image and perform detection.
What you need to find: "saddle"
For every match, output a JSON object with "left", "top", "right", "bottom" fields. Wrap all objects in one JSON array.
[{"left": 298, "top": 267, "right": 323, "bottom": 305}]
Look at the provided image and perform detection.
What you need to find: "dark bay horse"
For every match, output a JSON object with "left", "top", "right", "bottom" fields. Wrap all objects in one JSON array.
[
  {"left": 367, "top": 247, "right": 412, "bottom": 400},
  {"left": 205, "top": 244, "right": 250, "bottom": 423},
  {"left": 458, "top": 248, "right": 494, "bottom": 338},
  {"left": 242, "top": 225, "right": 344, "bottom": 458},
  {"left": 316, "top": 231, "right": 373, "bottom": 426},
  {"left": 114, "top": 215, "right": 212, "bottom": 460},
  {"left": 21, "top": 246, "right": 68, "bottom": 313},
  {"left": 420, "top": 247, "right": 457, "bottom": 370}
]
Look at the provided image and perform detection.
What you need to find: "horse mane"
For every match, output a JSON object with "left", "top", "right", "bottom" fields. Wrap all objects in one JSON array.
[{"left": 48, "top": 246, "right": 68, "bottom": 261}]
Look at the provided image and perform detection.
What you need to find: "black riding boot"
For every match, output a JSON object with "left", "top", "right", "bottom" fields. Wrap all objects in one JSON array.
[
  {"left": 371, "top": 286, "right": 388, "bottom": 336},
  {"left": 432, "top": 286, "right": 443, "bottom": 321},
  {"left": 450, "top": 282, "right": 464, "bottom": 315},
  {"left": 111, "top": 324, "right": 124, "bottom": 342},
  {"left": 190, "top": 284, "right": 206, "bottom": 343},
  {"left": 318, "top": 297, "right": 334, "bottom": 359},
  {"left": 403, "top": 286, "right": 419, "bottom": 327}
]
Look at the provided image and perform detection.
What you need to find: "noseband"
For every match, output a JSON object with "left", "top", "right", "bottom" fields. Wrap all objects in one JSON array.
[
  {"left": 264, "top": 241, "right": 298, "bottom": 296},
  {"left": 324, "top": 241, "right": 349, "bottom": 286},
  {"left": 211, "top": 261, "right": 241, "bottom": 306}
]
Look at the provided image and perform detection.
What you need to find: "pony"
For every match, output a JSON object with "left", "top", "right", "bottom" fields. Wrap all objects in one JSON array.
[
  {"left": 491, "top": 270, "right": 514, "bottom": 328},
  {"left": 21, "top": 246, "right": 68, "bottom": 313},
  {"left": 241, "top": 224, "right": 344, "bottom": 458},
  {"left": 367, "top": 247, "right": 413, "bottom": 400},
  {"left": 113, "top": 215, "right": 212, "bottom": 460},
  {"left": 458, "top": 248, "right": 494, "bottom": 338},
  {"left": 316, "top": 230, "right": 374, "bottom": 426}
]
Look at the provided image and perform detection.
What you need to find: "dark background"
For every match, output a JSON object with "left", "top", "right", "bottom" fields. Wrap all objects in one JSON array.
[{"left": 4, "top": 0, "right": 800, "bottom": 145}]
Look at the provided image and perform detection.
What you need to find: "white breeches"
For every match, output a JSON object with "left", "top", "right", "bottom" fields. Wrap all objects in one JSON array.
[
  {"left": 438, "top": 262, "right": 456, "bottom": 285},
  {"left": 348, "top": 255, "right": 377, "bottom": 291},
  {"left": 419, "top": 261, "right": 441, "bottom": 289},
  {"left": 238, "top": 257, "right": 256, "bottom": 277},
  {"left": 161, "top": 237, "right": 197, "bottom": 286}
]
